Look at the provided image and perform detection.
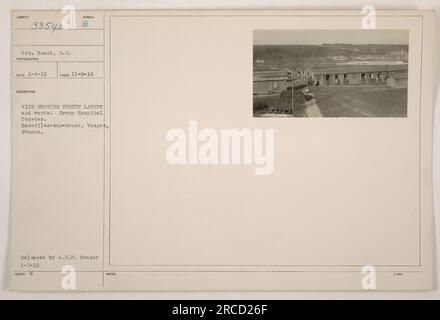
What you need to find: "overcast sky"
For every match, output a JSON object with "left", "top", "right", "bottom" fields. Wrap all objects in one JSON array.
[{"left": 253, "top": 30, "right": 409, "bottom": 45}]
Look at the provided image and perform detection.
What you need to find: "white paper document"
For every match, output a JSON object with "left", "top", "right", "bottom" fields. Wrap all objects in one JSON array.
[{"left": 9, "top": 10, "right": 435, "bottom": 291}]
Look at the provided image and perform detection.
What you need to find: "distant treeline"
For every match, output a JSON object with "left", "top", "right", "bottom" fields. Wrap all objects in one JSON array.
[{"left": 253, "top": 44, "right": 408, "bottom": 68}]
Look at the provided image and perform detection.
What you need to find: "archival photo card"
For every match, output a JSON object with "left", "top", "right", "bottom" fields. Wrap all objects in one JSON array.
[
  {"left": 253, "top": 30, "right": 409, "bottom": 118},
  {"left": 9, "top": 10, "right": 434, "bottom": 291}
]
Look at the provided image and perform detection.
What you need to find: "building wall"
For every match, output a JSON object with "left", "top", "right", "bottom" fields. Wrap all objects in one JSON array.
[
  {"left": 254, "top": 68, "right": 408, "bottom": 91},
  {"left": 386, "top": 77, "right": 408, "bottom": 88},
  {"left": 314, "top": 70, "right": 406, "bottom": 86},
  {"left": 349, "top": 73, "right": 362, "bottom": 84},
  {"left": 253, "top": 80, "right": 287, "bottom": 95},
  {"left": 389, "top": 70, "right": 408, "bottom": 79},
  {"left": 317, "top": 73, "right": 364, "bottom": 86}
]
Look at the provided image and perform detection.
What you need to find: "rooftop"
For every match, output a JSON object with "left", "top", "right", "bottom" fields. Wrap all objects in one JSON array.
[
  {"left": 311, "top": 64, "right": 408, "bottom": 75},
  {"left": 253, "top": 69, "right": 289, "bottom": 82}
]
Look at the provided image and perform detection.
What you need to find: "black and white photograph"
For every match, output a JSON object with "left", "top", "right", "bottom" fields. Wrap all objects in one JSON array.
[{"left": 253, "top": 30, "right": 409, "bottom": 117}]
